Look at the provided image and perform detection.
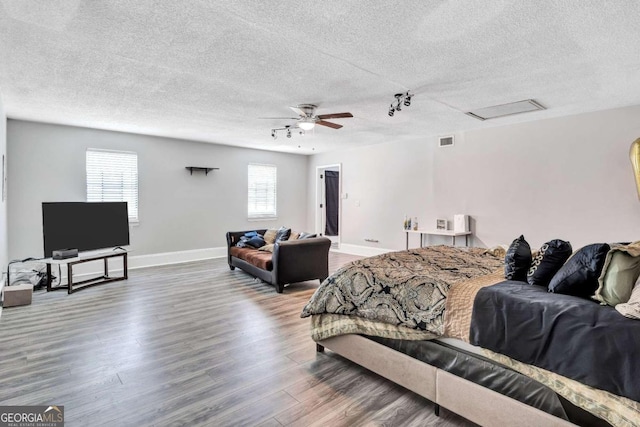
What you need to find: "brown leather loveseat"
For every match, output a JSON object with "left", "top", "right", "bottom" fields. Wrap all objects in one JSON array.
[{"left": 226, "top": 229, "right": 331, "bottom": 293}]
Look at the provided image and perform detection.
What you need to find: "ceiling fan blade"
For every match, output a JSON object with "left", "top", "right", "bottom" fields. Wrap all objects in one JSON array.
[
  {"left": 289, "top": 106, "right": 308, "bottom": 117},
  {"left": 316, "top": 120, "right": 343, "bottom": 129},
  {"left": 258, "top": 117, "right": 299, "bottom": 120},
  {"left": 317, "top": 112, "right": 353, "bottom": 119}
]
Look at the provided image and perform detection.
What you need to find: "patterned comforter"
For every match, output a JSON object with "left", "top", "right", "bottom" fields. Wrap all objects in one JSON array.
[{"left": 301, "top": 245, "right": 503, "bottom": 335}]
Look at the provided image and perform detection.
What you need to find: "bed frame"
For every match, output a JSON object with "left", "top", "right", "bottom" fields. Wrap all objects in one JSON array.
[{"left": 317, "top": 334, "right": 577, "bottom": 427}]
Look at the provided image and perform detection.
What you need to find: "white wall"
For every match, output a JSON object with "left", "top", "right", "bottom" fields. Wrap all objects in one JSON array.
[
  {"left": 308, "top": 105, "right": 640, "bottom": 252},
  {"left": 0, "top": 94, "right": 6, "bottom": 290},
  {"left": 7, "top": 120, "right": 308, "bottom": 260}
]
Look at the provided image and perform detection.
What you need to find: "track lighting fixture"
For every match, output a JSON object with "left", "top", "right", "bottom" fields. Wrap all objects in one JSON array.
[
  {"left": 387, "top": 92, "right": 413, "bottom": 117},
  {"left": 271, "top": 125, "right": 305, "bottom": 140}
]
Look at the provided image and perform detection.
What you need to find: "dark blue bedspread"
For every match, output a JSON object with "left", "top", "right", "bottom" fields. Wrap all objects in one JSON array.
[{"left": 470, "top": 281, "right": 640, "bottom": 402}]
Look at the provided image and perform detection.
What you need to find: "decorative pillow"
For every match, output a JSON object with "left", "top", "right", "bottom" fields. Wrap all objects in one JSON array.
[
  {"left": 616, "top": 277, "right": 640, "bottom": 319},
  {"left": 504, "top": 235, "right": 532, "bottom": 282},
  {"left": 275, "top": 226, "right": 291, "bottom": 242},
  {"left": 245, "top": 236, "right": 266, "bottom": 249},
  {"left": 244, "top": 231, "right": 259, "bottom": 238},
  {"left": 548, "top": 243, "right": 610, "bottom": 298},
  {"left": 258, "top": 244, "right": 275, "bottom": 253},
  {"left": 289, "top": 231, "right": 300, "bottom": 240},
  {"left": 527, "top": 239, "right": 572, "bottom": 287},
  {"left": 263, "top": 229, "right": 277, "bottom": 244},
  {"left": 235, "top": 235, "right": 250, "bottom": 248},
  {"left": 299, "top": 232, "right": 317, "bottom": 239},
  {"left": 594, "top": 241, "right": 640, "bottom": 306}
]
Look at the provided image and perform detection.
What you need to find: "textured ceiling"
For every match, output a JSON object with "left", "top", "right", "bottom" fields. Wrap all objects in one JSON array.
[{"left": 1, "top": 1, "right": 640, "bottom": 154}]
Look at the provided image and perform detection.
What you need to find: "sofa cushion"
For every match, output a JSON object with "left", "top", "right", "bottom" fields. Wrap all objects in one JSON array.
[{"left": 230, "top": 247, "right": 273, "bottom": 271}]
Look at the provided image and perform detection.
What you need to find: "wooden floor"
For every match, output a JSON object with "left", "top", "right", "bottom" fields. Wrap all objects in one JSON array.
[{"left": 0, "top": 253, "right": 475, "bottom": 427}]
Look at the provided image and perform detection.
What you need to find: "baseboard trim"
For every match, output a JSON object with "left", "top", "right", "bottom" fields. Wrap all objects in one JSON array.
[
  {"left": 128, "top": 247, "right": 227, "bottom": 270},
  {"left": 331, "top": 244, "right": 395, "bottom": 257}
]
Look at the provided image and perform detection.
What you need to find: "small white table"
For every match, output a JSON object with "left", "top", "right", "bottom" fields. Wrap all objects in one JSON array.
[
  {"left": 404, "top": 229, "right": 472, "bottom": 250},
  {"left": 44, "top": 249, "right": 129, "bottom": 294}
]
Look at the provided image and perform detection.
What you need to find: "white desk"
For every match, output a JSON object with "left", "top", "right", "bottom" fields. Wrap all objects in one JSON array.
[
  {"left": 404, "top": 229, "right": 472, "bottom": 250},
  {"left": 44, "top": 249, "right": 129, "bottom": 294}
]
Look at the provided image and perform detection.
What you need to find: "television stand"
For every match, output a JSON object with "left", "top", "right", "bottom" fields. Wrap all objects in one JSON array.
[{"left": 45, "top": 250, "right": 128, "bottom": 294}]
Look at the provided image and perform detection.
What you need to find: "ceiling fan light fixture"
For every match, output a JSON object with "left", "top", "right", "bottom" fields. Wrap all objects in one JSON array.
[{"left": 299, "top": 120, "right": 315, "bottom": 131}]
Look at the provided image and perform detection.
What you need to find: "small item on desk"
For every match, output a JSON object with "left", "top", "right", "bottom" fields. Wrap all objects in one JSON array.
[
  {"left": 436, "top": 219, "right": 447, "bottom": 230},
  {"left": 404, "top": 215, "right": 409, "bottom": 230},
  {"left": 52, "top": 248, "right": 79, "bottom": 260},
  {"left": 413, "top": 217, "right": 418, "bottom": 230},
  {"left": 408, "top": 217, "right": 412, "bottom": 230}
]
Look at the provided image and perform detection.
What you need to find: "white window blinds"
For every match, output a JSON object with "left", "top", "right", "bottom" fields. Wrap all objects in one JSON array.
[
  {"left": 248, "top": 163, "right": 277, "bottom": 219},
  {"left": 86, "top": 149, "right": 139, "bottom": 222}
]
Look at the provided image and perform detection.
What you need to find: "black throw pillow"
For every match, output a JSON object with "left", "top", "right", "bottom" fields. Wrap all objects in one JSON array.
[
  {"left": 504, "top": 235, "right": 532, "bottom": 282},
  {"left": 527, "top": 239, "right": 573, "bottom": 287},
  {"left": 548, "top": 243, "right": 610, "bottom": 298},
  {"left": 245, "top": 236, "right": 266, "bottom": 248},
  {"left": 275, "top": 226, "right": 291, "bottom": 242}
]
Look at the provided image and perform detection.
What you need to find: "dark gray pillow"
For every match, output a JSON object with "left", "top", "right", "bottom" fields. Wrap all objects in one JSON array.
[
  {"left": 548, "top": 243, "right": 610, "bottom": 298},
  {"left": 504, "top": 235, "right": 532, "bottom": 282},
  {"left": 298, "top": 232, "right": 317, "bottom": 239},
  {"left": 275, "top": 226, "right": 291, "bottom": 242},
  {"left": 527, "top": 239, "right": 573, "bottom": 287}
]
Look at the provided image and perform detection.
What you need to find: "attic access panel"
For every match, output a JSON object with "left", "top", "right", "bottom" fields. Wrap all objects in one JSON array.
[{"left": 465, "top": 99, "right": 545, "bottom": 121}]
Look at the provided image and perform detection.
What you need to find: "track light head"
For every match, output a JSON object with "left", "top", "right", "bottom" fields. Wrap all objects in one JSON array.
[
  {"left": 271, "top": 130, "right": 276, "bottom": 138},
  {"left": 286, "top": 129, "right": 291, "bottom": 138},
  {"left": 388, "top": 106, "right": 395, "bottom": 117},
  {"left": 404, "top": 95, "right": 411, "bottom": 107}
]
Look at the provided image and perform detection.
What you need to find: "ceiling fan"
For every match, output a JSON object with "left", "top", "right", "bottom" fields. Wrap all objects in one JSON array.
[{"left": 262, "top": 104, "right": 353, "bottom": 130}]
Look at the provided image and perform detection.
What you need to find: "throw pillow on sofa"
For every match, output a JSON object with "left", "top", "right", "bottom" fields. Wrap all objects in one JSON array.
[
  {"left": 504, "top": 235, "right": 532, "bottom": 282},
  {"left": 548, "top": 243, "right": 610, "bottom": 298},
  {"left": 259, "top": 244, "right": 275, "bottom": 253},
  {"left": 264, "top": 229, "right": 277, "bottom": 244},
  {"left": 527, "top": 239, "right": 572, "bottom": 287},
  {"left": 299, "top": 232, "right": 317, "bottom": 239},
  {"left": 275, "top": 226, "right": 291, "bottom": 242},
  {"left": 245, "top": 236, "right": 266, "bottom": 249}
]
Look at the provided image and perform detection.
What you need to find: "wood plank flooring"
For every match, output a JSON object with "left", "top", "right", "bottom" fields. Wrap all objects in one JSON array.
[{"left": 0, "top": 253, "right": 475, "bottom": 426}]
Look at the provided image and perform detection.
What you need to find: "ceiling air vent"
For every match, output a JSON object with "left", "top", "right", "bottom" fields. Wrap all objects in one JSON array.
[
  {"left": 466, "top": 99, "right": 545, "bottom": 121},
  {"left": 439, "top": 135, "right": 454, "bottom": 147}
]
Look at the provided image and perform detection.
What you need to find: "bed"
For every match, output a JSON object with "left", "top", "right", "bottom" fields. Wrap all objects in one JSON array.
[{"left": 301, "top": 246, "right": 640, "bottom": 427}]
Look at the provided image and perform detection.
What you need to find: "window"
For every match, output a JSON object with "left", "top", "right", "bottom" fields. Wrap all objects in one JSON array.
[
  {"left": 86, "top": 149, "right": 139, "bottom": 222},
  {"left": 248, "top": 163, "right": 277, "bottom": 219}
]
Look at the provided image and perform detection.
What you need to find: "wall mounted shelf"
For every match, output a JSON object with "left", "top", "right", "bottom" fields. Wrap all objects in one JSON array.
[{"left": 185, "top": 167, "right": 219, "bottom": 176}]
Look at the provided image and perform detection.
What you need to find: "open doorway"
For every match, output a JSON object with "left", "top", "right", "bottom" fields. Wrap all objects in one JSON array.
[{"left": 316, "top": 164, "right": 341, "bottom": 249}]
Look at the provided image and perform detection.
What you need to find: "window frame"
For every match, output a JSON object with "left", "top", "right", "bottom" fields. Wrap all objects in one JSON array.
[
  {"left": 86, "top": 148, "right": 139, "bottom": 224},
  {"left": 247, "top": 163, "right": 277, "bottom": 220}
]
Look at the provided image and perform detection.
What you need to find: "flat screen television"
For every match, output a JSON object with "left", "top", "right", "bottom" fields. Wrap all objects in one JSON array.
[{"left": 42, "top": 202, "right": 130, "bottom": 258}]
